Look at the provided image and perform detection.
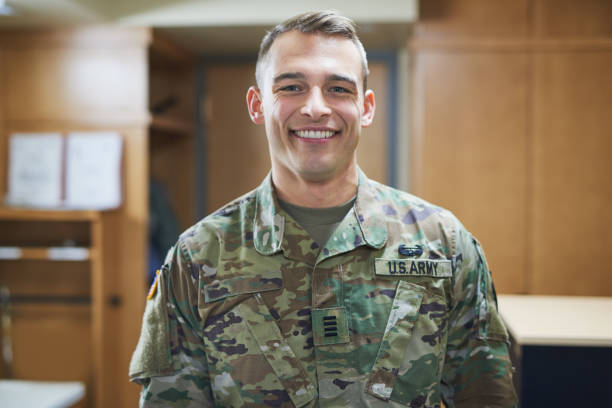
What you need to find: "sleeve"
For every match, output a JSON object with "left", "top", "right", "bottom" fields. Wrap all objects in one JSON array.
[
  {"left": 440, "top": 221, "right": 518, "bottom": 408},
  {"left": 129, "top": 243, "right": 214, "bottom": 407}
]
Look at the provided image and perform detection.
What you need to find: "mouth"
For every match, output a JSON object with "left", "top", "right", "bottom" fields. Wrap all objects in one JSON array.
[{"left": 292, "top": 129, "right": 338, "bottom": 140}]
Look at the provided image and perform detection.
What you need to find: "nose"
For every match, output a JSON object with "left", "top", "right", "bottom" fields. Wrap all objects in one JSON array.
[{"left": 300, "top": 87, "right": 332, "bottom": 120}]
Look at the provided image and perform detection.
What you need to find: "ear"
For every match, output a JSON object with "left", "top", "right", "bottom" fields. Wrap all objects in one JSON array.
[
  {"left": 246, "top": 86, "right": 265, "bottom": 125},
  {"left": 361, "top": 89, "right": 375, "bottom": 127}
]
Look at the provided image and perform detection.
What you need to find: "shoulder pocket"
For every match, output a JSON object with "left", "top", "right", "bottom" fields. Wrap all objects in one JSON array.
[{"left": 129, "top": 268, "right": 172, "bottom": 382}]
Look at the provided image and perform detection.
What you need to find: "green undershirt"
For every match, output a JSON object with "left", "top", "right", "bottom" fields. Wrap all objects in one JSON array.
[{"left": 278, "top": 196, "right": 356, "bottom": 249}]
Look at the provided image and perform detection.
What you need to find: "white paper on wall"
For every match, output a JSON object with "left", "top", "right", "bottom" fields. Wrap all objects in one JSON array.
[
  {"left": 65, "top": 132, "right": 123, "bottom": 210},
  {"left": 6, "top": 133, "right": 64, "bottom": 208}
]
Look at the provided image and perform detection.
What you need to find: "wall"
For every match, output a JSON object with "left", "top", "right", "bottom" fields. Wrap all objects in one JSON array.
[{"left": 410, "top": 0, "right": 612, "bottom": 295}]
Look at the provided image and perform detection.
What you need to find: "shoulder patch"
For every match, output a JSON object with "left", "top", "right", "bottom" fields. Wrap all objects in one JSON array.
[{"left": 146, "top": 270, "right": 161, "bottom": 300}]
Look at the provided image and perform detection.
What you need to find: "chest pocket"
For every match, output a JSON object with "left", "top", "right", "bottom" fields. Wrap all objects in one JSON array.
[
  {"left": 201, "top": 273, "right": 315, "bottom": 408},
  {"left": 366, "top": 280, "right": 448, "bottom": 407}
]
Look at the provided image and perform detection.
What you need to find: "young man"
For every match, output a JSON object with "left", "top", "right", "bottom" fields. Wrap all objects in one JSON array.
[{"left": 130, "top": 11, "right": 517, "bottom": 408}]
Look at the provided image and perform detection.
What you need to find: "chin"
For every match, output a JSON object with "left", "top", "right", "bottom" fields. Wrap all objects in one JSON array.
[{"left": 297, "top": 167, "right": 336, "bottom": 183}]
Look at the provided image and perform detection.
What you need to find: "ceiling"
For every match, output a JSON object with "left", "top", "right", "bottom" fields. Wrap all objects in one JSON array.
[{"left": 0, "top": 0, "right": 418, "bottom": 54}]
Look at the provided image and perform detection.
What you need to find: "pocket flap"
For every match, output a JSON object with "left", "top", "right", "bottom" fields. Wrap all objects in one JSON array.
[
  {"left": 204, "top": 274, "right": 283, "bottom": 303},
  {"left": 366, "top": 280, "right": 425, "bottom": 401},
  {"left": 238, "top": 295, "right": 316, "bottom": 407}
]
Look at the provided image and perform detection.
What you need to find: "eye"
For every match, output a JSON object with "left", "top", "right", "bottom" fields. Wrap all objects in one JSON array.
[
  {"left": 329, "top": 86, "right": 351, "bottom": 94},
  {"left": 278, "top": 84, "right": 301, "bottom": 92}
]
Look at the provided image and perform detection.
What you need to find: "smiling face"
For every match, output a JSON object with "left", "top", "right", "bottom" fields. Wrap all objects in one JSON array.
[{"left": 247, "top": 30, "right": 375, "bottom": 185}]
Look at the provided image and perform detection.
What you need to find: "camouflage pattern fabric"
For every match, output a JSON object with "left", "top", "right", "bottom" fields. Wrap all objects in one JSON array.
[{"left": 130, "top": 170, "right": 517, "bottom": 407}]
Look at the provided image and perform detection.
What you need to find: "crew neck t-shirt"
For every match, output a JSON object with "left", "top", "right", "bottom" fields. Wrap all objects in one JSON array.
[{"left": 278, "top": 196, "right": 356, "bottom": 249}]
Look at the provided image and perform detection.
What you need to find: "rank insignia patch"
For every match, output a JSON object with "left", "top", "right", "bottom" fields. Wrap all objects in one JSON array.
[{"left": 312, "top": 307, "right": 350, "bottom": 346}]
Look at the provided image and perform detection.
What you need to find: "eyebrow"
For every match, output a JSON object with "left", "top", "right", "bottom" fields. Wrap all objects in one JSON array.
[
  {"left": 328, "top": 74, "right": 357, "bottom": 88},
  {"left": 273, "top": 72, "right": 358, "bottom": 88},
  {"left": 273, "top": 72, "right": 305, "bottom": 83}
]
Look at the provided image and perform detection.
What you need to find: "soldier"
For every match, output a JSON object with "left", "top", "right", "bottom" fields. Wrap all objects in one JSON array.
[{"left": 130, "top": 10, "right": 517, "bottom": 408}]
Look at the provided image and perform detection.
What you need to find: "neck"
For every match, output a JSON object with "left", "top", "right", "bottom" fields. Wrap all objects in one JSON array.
[{"left": 272, "top": 164, "right": 358, "bottom": 208}]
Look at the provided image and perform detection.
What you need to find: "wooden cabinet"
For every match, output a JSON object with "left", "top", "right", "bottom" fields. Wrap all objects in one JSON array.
[
  {"left": 148, "top": 31, "right": 197, "bottom": 230},
  {"left": 410, "top": 0, "right": 612, "bottom": 295},
  {"left": 0, "top": 208, "right": 101, "bottom": 406},
  {"left": 0, "top": 28, "right": 149, "bottom": 407},
  {"left": 412, "top": 51, "right": 530, "bottom": 294},
  {"left": 531, "top": 52, "right": 612, "bottom": 295}
]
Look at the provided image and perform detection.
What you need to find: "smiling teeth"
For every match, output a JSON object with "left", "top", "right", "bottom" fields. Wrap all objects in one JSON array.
[{"left": 295, "top": 130, "right": 335, "bottom": 139}]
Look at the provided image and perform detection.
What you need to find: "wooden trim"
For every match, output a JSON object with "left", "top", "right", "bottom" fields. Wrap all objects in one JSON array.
[
  {"left": 0, "top": 247, "right": 93, "bottom": 261},
  {"left": 151, "top": 116, "right": 194, "bottom": 135},
  {"left": 0, "top": 207, "right": 101, "bottom": 221},
  {"left": 4, "top": 117, "right": 151, "bottom": 129},
  {"left": 0, "top": 27, "right": 151, "bottom": 49},
  {"left": 409, "top": 37, "right": 612, "bottom": 52},
  {"left": 524, "top": 50, "right": 535, "bottom": 295},
  {"left": 90, "top": 216, "right": 105, "bottom": 408},
  {"left": 409, "top": 53, "right": 426, "bottom": 196},
  {"left": 150, "top": 30, "right": 196, "bottom": 65}
]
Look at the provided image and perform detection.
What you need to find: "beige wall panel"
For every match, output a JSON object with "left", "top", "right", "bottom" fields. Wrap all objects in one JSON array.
[
  {"left": 533, "top": 0, "right": 612, "bottom": 38},
  {"left": 357, "top": 62, "right": 388, "bottom": 184},
  {"left": 412, "top": 52, "right": 529, "bottom": 294},
  {"left": 4, "top": 48, "right": 147, "bottom": 121},
  {"left": 417, "top": 0, "right": 529, "bottom": 38},
  {"left": 531, "top": 52, "right": 612, "bottom": 295}
]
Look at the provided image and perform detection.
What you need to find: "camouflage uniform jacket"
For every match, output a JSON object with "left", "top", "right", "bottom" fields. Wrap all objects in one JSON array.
[{"left": 130, "top": 170, "right": 517, "bottom": 408}]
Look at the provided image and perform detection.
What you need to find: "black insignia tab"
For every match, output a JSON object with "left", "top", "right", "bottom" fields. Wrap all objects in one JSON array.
[
  {"left": 323, "top": 316, "right": 338, "bottom": 337},
  {"left": 312, "top": 307, "right": 350, "bottom": 345},
  {"left": 398, "top": 244, "right": 423, "bottom": 257}
]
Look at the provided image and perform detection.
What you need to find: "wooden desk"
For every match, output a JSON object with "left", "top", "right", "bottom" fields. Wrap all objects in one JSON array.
[{"left": 498, "top": 295, "right": 612, "bottom": 407}]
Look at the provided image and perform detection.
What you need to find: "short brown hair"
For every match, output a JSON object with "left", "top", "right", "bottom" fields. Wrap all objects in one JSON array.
[{"left": 255, "top": 10, "right": 369, "bottom": 90}]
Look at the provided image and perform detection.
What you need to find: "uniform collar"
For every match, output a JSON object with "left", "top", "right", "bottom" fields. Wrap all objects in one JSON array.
[
  {"left": 253, "top": 173, "right": 285, "bottom": 255},
  {"left": 354, "top": 168, "right": 388, "bottom": 249},
  {"left": 253, "top": 169, "right": 388, "bottom": 256}
]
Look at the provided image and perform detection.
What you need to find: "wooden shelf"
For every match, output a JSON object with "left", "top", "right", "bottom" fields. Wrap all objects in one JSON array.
[
  {"left": 0, "top": 26, "right": 148, "bottom": 407},
  {"left": 0, "top": 246, "right": 94, "bottom": 261},
  {"left": 0, "top": 207, "right": 101, "bottom": 222},
  {"left": 150, "top": 116, "right": 194, "bottom": 135}
]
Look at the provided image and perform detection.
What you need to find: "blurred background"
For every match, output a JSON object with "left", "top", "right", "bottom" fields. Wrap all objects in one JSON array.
[{"left": 0, "top": 0, "right": 611, "bottom": 406}]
